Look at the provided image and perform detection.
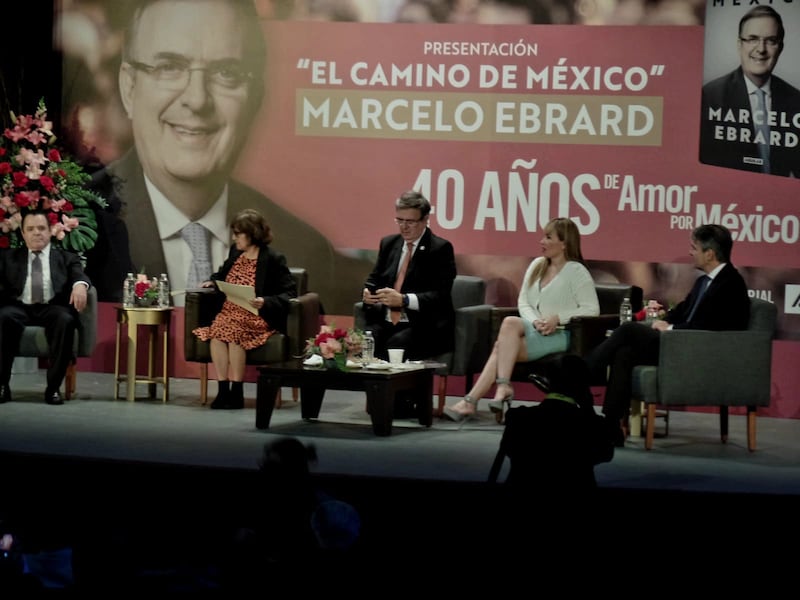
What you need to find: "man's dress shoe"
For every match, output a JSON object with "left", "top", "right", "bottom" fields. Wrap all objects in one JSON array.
[
  {"left": 45, "top": 390, "right": 63, "bottom": 405},
  {"left": 0, "top": 385, "right": 11, "bottom": 403}
]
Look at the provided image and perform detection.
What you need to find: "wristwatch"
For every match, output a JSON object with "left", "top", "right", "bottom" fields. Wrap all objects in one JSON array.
[{"left": 402, "top": 294, "right": 409, "bottom": 308}]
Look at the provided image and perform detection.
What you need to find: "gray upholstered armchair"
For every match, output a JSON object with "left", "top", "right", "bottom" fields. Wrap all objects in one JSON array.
[
  {"left": 184, "top": 267, "right": 320, "bottom": 405},
  {"left": 17, "top": 285, "right": 98, "bottom": 400},
  {"left": 354, "top": 275, "right": 493, "bottom": 416},
  {"left": 632, "top": 297, "right": 777, "bottom": 452}
]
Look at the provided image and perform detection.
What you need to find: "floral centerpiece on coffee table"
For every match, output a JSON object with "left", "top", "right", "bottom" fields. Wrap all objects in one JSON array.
[
  {"left": 0, "top": 99, "right": 106, "bottom": 253},
  {"left": 305, "top": 324, "right": 364, "bottom": 370}
]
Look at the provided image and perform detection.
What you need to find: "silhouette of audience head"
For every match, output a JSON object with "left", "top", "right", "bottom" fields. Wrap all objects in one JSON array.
[{"left": 538, "top": 353, "right": 595, "bottom": 412}]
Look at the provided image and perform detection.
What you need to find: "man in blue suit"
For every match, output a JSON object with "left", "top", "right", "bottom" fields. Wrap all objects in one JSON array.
[
  {"left": 361, "top": 190, "right": 456, "bottom": 362},
  {"left": 700, "top": 6, "right": 800, "bottom": 176},
  {"left": 585, "top": 224, "right": 750, "bottom": 444},
  {"left": 0, "top": 211, "right": 91, "bottom": 405}
]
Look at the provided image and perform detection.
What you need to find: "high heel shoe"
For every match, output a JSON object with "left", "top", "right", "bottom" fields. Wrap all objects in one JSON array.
[
  {"left": 487, "top": 377, "right": 513, "bottom": 414},
  {"left": 443, "top": 396, "right": 476, "bottom": 422}
]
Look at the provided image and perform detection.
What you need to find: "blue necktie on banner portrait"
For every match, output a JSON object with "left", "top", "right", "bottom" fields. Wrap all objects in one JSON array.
[
  {"left": 687, "top": 275, "right": 711, "bottom": 323},
  {"left": 182, "top": 222, "right": 212, "bottom": 289},
  {"left": 755, "top": 88, "right": 771, "bottom": 174}
]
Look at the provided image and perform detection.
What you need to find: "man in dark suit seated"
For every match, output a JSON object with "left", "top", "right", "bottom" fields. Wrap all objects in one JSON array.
[
  {"left": 585, "top": 224, "right": 750, "bottom": 444},
  {"left": 0, "top": 211, "right": 91, "bottom": 405},
  {"left": 360, "top": 190, "right": 456, "bottom": 417},
  {"left": 360, "top": 190, "right": 456, "bottom": 363},
  {"left": 699, "top": 6, "right": 800, "bottom": 176}
]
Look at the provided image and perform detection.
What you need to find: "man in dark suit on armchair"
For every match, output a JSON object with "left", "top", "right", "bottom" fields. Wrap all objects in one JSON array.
[
  {"left": 0, "top": 211, "right": 91, "bottom": 405},
  {"left": 361, "top": 190, "right": 456, "bottom": 362},
  {"left": 585, "top": 224, "right": 750, "bottom": 444},
  {"left": 85, "top": 0, "right": 371, "bottom": 312}
]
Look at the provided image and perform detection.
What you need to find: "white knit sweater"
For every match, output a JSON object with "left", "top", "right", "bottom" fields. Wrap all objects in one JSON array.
[{"left": 517, "top": 257, "right": 600, "bottom": 324}]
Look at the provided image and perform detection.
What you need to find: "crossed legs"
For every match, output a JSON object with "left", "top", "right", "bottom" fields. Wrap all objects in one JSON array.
[{"left": 445, "top": 316, "right": 528, "bottom": 418}]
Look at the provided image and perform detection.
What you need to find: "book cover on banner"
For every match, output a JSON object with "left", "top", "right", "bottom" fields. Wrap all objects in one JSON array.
[{"left": 698, "top": 3, "right": 800, "bottom": 177}]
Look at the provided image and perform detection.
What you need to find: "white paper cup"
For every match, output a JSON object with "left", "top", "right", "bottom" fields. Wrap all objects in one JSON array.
[{"left": 387, "top": 348, "right": 404, "bottom": 364}]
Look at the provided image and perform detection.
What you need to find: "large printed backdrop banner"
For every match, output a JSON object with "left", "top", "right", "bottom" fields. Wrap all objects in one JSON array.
[
  {"left": 235, "top": 21, "right": 800, "bottom": 337},
  {"left": 53, "top": 4, "right": 800, "bottom": 417}
]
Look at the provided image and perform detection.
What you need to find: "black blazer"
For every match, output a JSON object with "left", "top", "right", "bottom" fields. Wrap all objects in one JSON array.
[
  {"left": 210, "top": 245, "right": 297, "bottom": 334},
  {"left": 0, "top": 246, "right": 90, "bottom": 309},
  {"left": 86, "top": 150, "right": 371, "bottom": 314},
  {"left": 700, "top": 67, "right": 800, "bottom": 177},
  {"left": 363, "top": 228, "right": 456, "bottom": 355},
  {"left": 667, "top": 262, "right": 750, "bottom": 331}
]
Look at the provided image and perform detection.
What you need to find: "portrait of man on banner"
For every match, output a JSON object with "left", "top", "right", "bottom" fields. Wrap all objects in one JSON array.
[
  {"left": 699, "top": 4, "right": 800, "bottom": 177},
  {"left": 58, "top": 0, "right": 371, "bottom": 312}
]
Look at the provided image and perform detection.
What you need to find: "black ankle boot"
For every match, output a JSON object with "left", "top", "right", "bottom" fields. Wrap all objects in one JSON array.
[
  {"left": 211, "top": 380, "right": 230, "bottom": 409},
  {"left": 228, "top": 381, "right": 244, "bottom": 409}
]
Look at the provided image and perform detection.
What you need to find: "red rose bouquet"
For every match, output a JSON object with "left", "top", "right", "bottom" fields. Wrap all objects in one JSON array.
[{"left": 305, "top": 324, "right": 364, "bottom": 370}]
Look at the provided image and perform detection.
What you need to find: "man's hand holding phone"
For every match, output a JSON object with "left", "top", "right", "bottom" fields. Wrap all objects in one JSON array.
[{"left": 363, "top": 281, "right": 380, "bottom": 304}]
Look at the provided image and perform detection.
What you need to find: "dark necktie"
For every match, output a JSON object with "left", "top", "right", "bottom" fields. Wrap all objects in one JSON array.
[
  {"left": 755, "top": 88, "right": 771, "bottom": 174},
  {"left": 31, "top": 251, "right": 44, "bottom": 304},
  {"left": 390, "top": 241, "right": 414, "bottom": 325},
  {"left": 687, "top": 275, "right": 710, "bottom": 323},
  {"left": 181, "top": 222, "right": 212, "bottom": 289}
]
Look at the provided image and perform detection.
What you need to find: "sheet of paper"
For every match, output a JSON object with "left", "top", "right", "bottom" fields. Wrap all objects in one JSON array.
[{"left": 216, "top": 280, "right": 258, "bottom": 315}]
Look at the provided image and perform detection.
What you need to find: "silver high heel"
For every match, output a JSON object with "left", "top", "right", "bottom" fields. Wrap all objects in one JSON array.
[
  {"left": 443, "top": 396, "right": 476, "bottom": 422},
  {"left": 487, "top": 377, "right": 513, "bottom": 414}
]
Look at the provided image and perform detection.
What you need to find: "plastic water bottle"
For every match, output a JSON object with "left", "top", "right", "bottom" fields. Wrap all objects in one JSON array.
[
  {"left": 123, "top": 272, "right": 135, "bottom": 307},
  {"left": 619, "top": 296, "right": 633, "bottom": 325},
  {"left": 158, "top": 273, "right": 170, "bottom": 308},
  {"left": 362, "top": 330, "right": 375, "bottom": 363}
]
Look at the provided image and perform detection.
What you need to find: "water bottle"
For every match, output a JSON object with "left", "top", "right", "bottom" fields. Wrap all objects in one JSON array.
[
  {"left": 619, "top": 296, "right": 633, "bottom": 325},
  {"left": 123, "top": 272, "right": 135, "bottom": 307},
  {"left": 158, "top": 273, "right": 170, "bottom": 308},
  {"left": 362, "top": 330, "right": 375, "bottom": 363}
]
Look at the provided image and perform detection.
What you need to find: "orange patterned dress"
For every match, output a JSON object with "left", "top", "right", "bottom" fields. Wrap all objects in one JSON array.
[{"left": 193, "top": 254, "right": 273, "bottom": 350}]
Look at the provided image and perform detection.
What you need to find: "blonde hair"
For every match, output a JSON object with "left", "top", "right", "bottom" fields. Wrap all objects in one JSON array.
[{"left": 528, "top": 217, "right": 585, "bottom": 287}]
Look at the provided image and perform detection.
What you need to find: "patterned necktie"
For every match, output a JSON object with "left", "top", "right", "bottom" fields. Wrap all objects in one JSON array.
[
  {"left": 687, "top": 275, "right": 710, "bottom": 323},
  {"left": 390, "top": 241, "right": 414, "bottom": 325},
  {"left": 755, "top": 88, "right": 771, "bottom": 174},
  {"left": 31, "top": 251, "right": 44, "bottom": 304},
  {"left": 181, "top": 222, "right": 212, "bottom": 289}
]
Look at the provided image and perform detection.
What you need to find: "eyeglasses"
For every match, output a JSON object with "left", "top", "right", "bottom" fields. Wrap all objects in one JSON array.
[
  {"left": 125, "top": 58, "right": 253, "bottom": 94},
  {"left": 394, "top": 217, "right": 425, "bottom": 226},
  {"left": 739, "top": 36, "right": 781, "bottom": 49}
]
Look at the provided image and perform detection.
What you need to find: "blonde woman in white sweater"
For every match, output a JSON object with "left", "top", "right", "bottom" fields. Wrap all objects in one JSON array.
[{"left": 443, "top": 217, "right": 599, "bottom": 422}]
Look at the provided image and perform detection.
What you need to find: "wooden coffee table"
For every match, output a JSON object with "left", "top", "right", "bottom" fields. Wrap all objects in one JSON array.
[{"left": 256, "top": 359, "right": 440, "bottom": 436}]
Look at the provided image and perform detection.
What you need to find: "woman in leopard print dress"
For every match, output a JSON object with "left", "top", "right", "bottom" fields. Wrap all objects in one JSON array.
[{"left": 194, "top": 209, "right": 297, "bottom": 409}]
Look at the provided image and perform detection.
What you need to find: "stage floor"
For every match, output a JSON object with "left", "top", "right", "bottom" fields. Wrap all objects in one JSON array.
[
  {"left": 1, "top": 369, "right": 799, "bottom": 497},
  {"left": 3, "top": 369, "right": 800, "bottom": 590}
]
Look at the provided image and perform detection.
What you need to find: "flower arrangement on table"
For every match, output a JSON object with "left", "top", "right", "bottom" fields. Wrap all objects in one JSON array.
[
  {"left": 0, "top": 99, "right": 107, "bottom": 253},
  {"left": 305, "top": 324, "right": 365, "bottom": 370},
  {"left": 134, "top": 273, "right": 160, "bottom": 306},
  {"left": 635, "top": 299, "right": 667, "bottom": 322}
]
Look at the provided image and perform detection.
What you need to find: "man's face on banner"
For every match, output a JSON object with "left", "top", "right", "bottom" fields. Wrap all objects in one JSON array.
[
  {"left": 119, "top": 0, "right": 258, "bottom": 188},
  {"left": 738, "top": 16, "right": 783, "bottom": 86}
]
